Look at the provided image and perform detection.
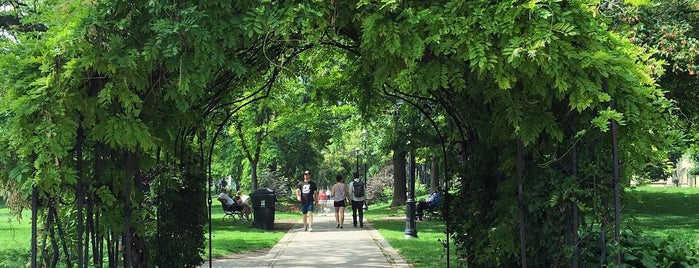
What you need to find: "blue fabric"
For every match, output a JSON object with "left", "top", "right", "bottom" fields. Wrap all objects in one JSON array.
[
  {"left": 300, "top": 202, "right": 314, "bottom": 214},
  {"left": 428, "top": 192, "right": 442, "bottom": 210}
]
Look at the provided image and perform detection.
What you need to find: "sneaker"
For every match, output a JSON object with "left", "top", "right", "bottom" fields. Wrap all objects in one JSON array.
[
  {"left": 336, "top": 224, "right": 340, "bottom": 228},
  {"left": 304, "top": 227, "right": 308, "bottom": 231},
  {"left": 360, "top": 222, "right": 364, "bottom": 228},
  {"left": 340, "top": 226, "right": 343, "bottom": 229},
  {"left": 308, "top": 227, "right": 313, "bottom": 232}
]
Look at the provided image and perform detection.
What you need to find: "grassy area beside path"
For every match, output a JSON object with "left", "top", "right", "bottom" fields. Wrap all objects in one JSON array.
[
  {"left": 3, "top": 187, "right": 698, "bottom": 267},
  {"left": 0, "top": 203, "right": 31, "bottom": 268},
  {"left": 365, "top": 202, "right": 459, "bottom": 268},
  {"left": 204, "top": 200, "right": 299, "bottom": 259},
  {"left": 0, "top": 200, "right": 300, "bottom": 267},
  {"left": 626, "top": 186, "right": 699, "bottom": 239}
]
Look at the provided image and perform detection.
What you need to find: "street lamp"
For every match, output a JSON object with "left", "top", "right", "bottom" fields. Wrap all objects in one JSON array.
[
  {"left": 405, "top": 146, "right": 418, "bottom": 238},
  {"left": 361, "top": 129, "right": 368, "bottom": 182},
  {"left": 355, "top": 148, "right": 360, "bottom": 179},
  {"left": 362, "top": 129, "right": 368, "bottom": 211}
]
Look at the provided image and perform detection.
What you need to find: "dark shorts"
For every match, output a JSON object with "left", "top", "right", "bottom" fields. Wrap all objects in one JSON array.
[
  {"left": 334, "top": 200, "right": 346, "bottom": 208},
  {"left": 231, "top": 203, "right": 245, "bottom": 211},
  {"left": 225, "top": 203, "right": 243, "bottom": 212},
  {"left": 300, "top": 203, "right": 314, "bottom": 214}
]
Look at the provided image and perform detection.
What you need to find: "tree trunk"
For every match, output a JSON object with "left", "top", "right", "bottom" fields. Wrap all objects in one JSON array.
[
  {"left": 76, "top": 125, "right": 85, "bottom": 268},
  {"left": 250, "top": 161, "right": 258, "bottom": 191},
  {"left": 516, "top": 141, "right": 527, "bottom": 267},
  {"left": 31, "top": 187, "right": 37, "bottom": 268},
  {"left": 122, "top": 151, "right": 138, "bottom": 268},
  {"left": 392, "top": 149, "right": 407, "bottom": 207},
  {"left": 569, "top": 114, "right": 579, "bottom": 268},
  {"left": 430, "top": 155, "right": 439, "bottom": 191},
  {"left": 54, "top": 206, "right": 72, "bottom": 268}
]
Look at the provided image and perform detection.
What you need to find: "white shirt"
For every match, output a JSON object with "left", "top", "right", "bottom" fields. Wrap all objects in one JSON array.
[{"left": 217, "top": 193, "right": 234, "bottom": 206}]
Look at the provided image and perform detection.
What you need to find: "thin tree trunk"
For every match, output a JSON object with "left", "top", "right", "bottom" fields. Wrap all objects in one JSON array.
[
  {"left": 122, "top": 151, "right": 137, "bottom": 268},
  {"left": 599, "top": 197, "right": 608, "bottom": 266},
  {"left": 53, "top": 206, "right": 72, "bottom": 268},
  {"left": 610, "top": 102, "right": 622, "bottom": 266},
  {"left": 93, "top": 145, "right": 103, "bottom": 268},
  {"left": 96, "top": 215, "right": 103, "bottom": 268},
  {"left": 86, "top": 193, "right": 96, "bottom": 267},
  {"left": 603, "top": 79, "right": 621, "bottom": 265},
  {"left": 107, "top": 230, "right": 115, "bottom": 268},
  {"left": 430, "top": 155, "right": 439, "bottom": 191},
  {"left": 48, "top": 206, "right": 59, "bottom": 268},
  {"left": 76, "top": 125, "right": 85, "bottom": 268},
  {"left": 516, "top": 140, "right": 527, "bottom": 267},
  {"left": 570, "top": 114, "right": 579, "bottom": 268},
  {"left": 31, "top": 186, "right": 38, "bottom": 268}
]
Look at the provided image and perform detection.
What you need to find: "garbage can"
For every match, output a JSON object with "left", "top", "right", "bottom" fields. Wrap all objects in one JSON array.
[{"left": 250, "top": 188, "right": 276, "bottom": 230}]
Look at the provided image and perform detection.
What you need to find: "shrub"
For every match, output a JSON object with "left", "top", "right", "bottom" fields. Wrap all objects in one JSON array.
[{"left": 622, "top": 233, "right": 699, "bottom": 267}]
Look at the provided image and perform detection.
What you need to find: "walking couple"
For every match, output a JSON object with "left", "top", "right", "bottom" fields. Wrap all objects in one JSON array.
[{"left": 295, "top": 171, "right": 365, "bottom": 231}]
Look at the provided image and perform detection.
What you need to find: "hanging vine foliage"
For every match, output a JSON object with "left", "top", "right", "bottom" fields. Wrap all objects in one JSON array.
[{"left": 0, "top": 0, "right": 684, "bottom": 267}]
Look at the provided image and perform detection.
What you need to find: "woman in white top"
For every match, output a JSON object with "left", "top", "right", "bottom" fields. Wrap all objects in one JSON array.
[{"left": 331, "top": 175, "right": 349, "bottom": 228}]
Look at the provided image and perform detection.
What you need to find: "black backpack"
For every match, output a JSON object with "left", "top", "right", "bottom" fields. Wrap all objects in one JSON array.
[{"left": 353, "top": 181, "right": 365, "bottom": 198}]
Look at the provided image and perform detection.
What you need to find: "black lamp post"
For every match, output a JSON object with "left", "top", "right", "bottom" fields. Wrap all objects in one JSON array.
[
  {"left": 355, "top": 148, "right": 360, "bottom": 179},
  {"left": 362, "top": 129, "right": 368, "bottom": 182},
  {"left": 405, "top": 146, "right": 418, "bottom": 238},
  {"left": 362, "top": 129, "right": 369, "bottom": 211}
]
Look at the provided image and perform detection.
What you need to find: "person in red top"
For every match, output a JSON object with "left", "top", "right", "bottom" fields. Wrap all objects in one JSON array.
[{"left": 318, "top": 188, "right": 328, "bottom": 214}]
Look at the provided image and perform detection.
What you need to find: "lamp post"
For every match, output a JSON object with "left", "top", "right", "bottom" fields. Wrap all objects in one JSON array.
[
  {"left": 361, "top": 129, "right": 368, "bottom": 182},
  {"left": 355, "top": 148, "right": 360, "bottom": 179},
  {"left": 362, "top": 129, "right": 368, "bottom": 211},
  {"left": 405, "top": 149, "right": 418, "bottom": 238}
]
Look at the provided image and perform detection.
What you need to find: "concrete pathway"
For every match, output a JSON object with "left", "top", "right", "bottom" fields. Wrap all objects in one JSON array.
[{"left": 203, "top": 212, "right": 410, "bottom": 267}]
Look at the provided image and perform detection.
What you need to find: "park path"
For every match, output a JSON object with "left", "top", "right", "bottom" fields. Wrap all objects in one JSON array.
[{"left": 202, "top": 212, "right": 410, "bottom": 267}]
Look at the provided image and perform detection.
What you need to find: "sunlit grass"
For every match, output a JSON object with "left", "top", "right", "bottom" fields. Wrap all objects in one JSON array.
[
  {"left": 3, "top": 187, "right": 698, "bottom": 267},
  {"left": 366, "top": 202, "right": 463, "bottom": 268},
  {"left": 204, "top": 199, "right": 298, "bottom": 258},
  {"left": 0, "top": 203, "right": 31, "bottom": 268},
  {"left": 0, "top": 199, "right": 301, "bottom": 265},
  {"left": 626, "top": 186, "right": 699, "bottom": 240}
]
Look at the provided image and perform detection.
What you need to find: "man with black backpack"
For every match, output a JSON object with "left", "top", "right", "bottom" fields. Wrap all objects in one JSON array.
[{"left": 349, "top": 174, "right": 366, "bottom": 228}]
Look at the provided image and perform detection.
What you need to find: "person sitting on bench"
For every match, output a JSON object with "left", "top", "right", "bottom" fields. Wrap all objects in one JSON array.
[
  {"left": 417, "top": 188, "right": 442, "bottom": 221},
  {"left": 218, "top": 189, "right": 250, "bottom": 220},
  {"left": 234, "top": 191, "right": 252, "bottom": 221},
  {"left": 217, "top": 189, "right": 236, "bottom": 209}
]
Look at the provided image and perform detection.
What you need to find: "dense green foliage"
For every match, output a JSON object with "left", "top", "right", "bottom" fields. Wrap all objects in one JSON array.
[{"left": 0, "top": 0, "right": 690, "bottom": 267}]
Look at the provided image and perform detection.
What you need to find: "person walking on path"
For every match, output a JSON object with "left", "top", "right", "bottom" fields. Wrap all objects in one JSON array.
[
  {"left": 296, "top": 170, "right": 318, "bottom": 232},
  {"left": 349, "top": 177, "right": 366, "bottom": 228},
  {"left": 318, "top": 187, "right": 328, "bottom": 215},
  {"left": 330, "top": 175, "right": 349, "bottom": 228}
]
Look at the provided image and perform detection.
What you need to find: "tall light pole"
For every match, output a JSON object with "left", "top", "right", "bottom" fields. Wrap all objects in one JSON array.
[
  {"left": 362, "top": 129, "right": 369, "bottom": 211},
  {"left": 355, "top": 148, "right": 360, "bottom": 179},
  {"left": 405, "top": 147, "right": 417, "bottom": 238},
  {"left": 361, "top": 129, "right": 368, "bottom": 182}
]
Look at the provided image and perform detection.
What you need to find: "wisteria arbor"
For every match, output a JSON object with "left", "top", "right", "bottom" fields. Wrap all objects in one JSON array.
[{"left": 0, "top": 0, "right": 678, "bottom": 267}]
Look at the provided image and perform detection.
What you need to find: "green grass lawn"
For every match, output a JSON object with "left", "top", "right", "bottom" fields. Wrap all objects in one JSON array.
[
  {"left": 626, "top": 186, "right": 699, "bottom": 240},
  {"left": 3, "top": 187, "right": 699, "bottom": 267},
  {"left": 0, "top": 204, "right": 32, "bottom": 268},
  {"left": 366, "top": 202, "right": 461, "bottom": 268},
  {"left": 205, "top": 199, "right": 299, "bottom": 258},
  {"left": 0, "top": 199, "right": 300, "bottom": 266}
]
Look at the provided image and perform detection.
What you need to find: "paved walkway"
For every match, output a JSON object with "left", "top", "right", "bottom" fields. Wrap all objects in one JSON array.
[{"left": 203, "top": 212, "right": 410, "bottom": 267}]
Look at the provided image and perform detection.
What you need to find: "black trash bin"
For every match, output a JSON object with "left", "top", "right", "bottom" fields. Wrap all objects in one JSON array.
[{"left": 250, "top": 188, "right": 276, "bottom": 230}]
